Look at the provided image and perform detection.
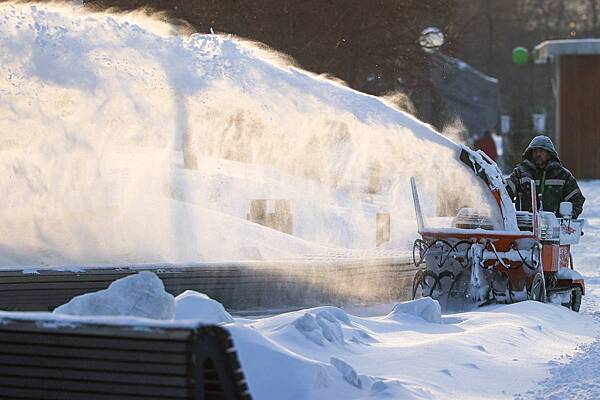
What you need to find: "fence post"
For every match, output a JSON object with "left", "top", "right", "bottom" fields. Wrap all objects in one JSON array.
[
  {"left": 248, "top": 199, "right": 293, "bottom": 234},
  {"left": 376, "top": 213, "right": 390, "bottom": 247}
]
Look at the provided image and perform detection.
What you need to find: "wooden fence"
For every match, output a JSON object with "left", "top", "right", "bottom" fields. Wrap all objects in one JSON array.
[{"left": 0, "top": 258, "right": 416, "bottom": 312}]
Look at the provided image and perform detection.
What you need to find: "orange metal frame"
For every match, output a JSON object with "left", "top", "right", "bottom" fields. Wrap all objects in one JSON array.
[{"left": 419, "top": 179, "right": 585, "bottom": 295}]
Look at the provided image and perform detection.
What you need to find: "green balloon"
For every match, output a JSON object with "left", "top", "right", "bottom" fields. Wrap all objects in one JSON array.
[{"left": 512, "top": 47, "right": 529, "bottom": 65}]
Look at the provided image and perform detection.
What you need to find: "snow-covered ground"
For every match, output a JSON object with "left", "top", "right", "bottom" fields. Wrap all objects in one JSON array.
[
  {"left": 231, "top": 185, "right": 600, "bottom": 399},
  {"left": 2, "top": 3, "right": 600, "bottom": 399},
  {"left": 515, "top": 181, "right": 600, "bottom": 400},
  {"left": 30, "top": 262, "right": 598, "bottom": 400}
]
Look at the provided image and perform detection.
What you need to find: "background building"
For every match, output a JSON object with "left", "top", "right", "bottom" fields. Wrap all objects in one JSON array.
[{"left": 535, "top": 39, "right": 600, "bottom": 179}]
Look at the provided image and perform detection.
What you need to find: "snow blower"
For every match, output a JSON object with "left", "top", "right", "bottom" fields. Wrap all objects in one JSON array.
[{"left": 411, "top": 146, "right": 585, "bottom": 311}]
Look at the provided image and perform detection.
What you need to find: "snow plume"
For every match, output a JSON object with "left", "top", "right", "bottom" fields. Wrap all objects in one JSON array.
[
  {"left": 0, "top": 2, "right": 496, "bottom": 267},
  {"left": 442, "top": 117, "right": 469, "bottom": 145}
]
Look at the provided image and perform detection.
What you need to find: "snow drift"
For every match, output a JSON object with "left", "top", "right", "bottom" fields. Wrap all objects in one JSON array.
[{"left": 37, "top": 270, "right": 600, "bottom": 399}]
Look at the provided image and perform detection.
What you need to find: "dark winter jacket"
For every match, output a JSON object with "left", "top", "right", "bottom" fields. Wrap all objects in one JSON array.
[{"left": 506, "top": 136, "right": 585, "bottom": 218}]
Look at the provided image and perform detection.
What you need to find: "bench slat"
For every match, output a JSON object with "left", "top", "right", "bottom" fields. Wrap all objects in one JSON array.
[
  {"left": 0, "top": 376, "right": 188, "bottom": 397},
  {"left": 0, "top": 365, "right": 189, "bottom": 386},
  {"left": 0, "top": 343, "right": 187, "bottom": 364},
  {"left": 0, "top": 331, "right": 188, "bottom": 352},
  {"left": 0, "top": 386, "right": 185, "bottom": 400},
  {"left": 0, "top": 354, "right": 187, "bottom": 375},
  {"left": 0, "top": 320, "right": 192, "bottom": 340}
]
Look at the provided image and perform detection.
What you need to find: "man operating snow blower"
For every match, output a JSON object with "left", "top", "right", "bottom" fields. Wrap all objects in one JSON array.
[
  {"left": 506, "top": 136, "right": 585, "bottom": 218},
  {"left": 410, "top": 136, "right": 587, "bottom": 312}
]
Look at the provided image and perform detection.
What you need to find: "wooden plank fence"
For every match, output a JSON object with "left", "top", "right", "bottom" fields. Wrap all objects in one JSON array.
[{"left": 0, "top": 259, "right": 416, "bottom": 312}]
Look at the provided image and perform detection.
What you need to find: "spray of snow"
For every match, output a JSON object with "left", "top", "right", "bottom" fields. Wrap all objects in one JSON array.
[
  {"left": 460, "top": 145, "right": 518, "bottom": 231},
  {"left": 0, "top": 2, "right": 496, "bottom": 268}
]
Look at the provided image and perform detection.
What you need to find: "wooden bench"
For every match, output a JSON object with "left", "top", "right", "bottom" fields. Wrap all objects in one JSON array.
[{"left": 0, "top": 314, "right": 251, "bottom": 400}]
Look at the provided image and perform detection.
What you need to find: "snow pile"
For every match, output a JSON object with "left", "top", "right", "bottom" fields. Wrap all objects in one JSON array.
[
  {"left": 174, "top": 290, "right": 234, "bottom": 324},
  {"left": 54, "top": 271, "right": 174, "bottom": 319},
  {"left": 53, "top": 275, "right": 235, "bottom": 324},
  {"left": 386, "top": 297, "right": 442, "bottom": 323}
]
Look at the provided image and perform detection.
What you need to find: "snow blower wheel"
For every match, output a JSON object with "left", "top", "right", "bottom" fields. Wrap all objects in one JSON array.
[
  {"left": 446, "top": 267, "right": 483, "bottom": 311},
  {"left": 412, "top": 270, "right": 437, "bottom": 299},
  {"left": 529, "top": 273, "right": 546, "bottom": 303},
  {"left": 412, "top": 239, "right": 428, "bottom": 268},
  {"left": 562, "top": 287, "right": 582, "bottom": 312},
  {"left": 411, "top": 270, "right": 425, "bottom": 299}
]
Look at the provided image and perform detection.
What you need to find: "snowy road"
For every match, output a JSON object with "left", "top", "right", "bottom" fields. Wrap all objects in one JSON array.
[
  {"left": 515, "top": 284, "right": 600, "bottom": 400},
  {"left": 516, "top": 181, "right": 600, "bottom": 399}
]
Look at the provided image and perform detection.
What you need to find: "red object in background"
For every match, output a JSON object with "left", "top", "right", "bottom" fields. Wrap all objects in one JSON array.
[{"left": 475, "top": 133, "right": 498, "bottom": 161}]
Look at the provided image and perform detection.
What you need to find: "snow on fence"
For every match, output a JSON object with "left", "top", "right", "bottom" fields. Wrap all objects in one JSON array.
[{"left": 0, "top": 259, "right": 416, "bottom": 312}]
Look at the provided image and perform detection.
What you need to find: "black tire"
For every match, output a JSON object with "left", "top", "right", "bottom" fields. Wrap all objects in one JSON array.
[
  {"left": 446, "top": 267, "right": 479, "bottom": 311},
  {"left": 562, "top": 287, "right": 583, "bottom": 312},
  {"left": 529, "top": 273, "right": 546, "bottom": 303},
  {"left": 412, "top": 270, "right": 425, "bottom": 300},
  {"left": 412, "top": 240, "right": 428, "bottom": 268}
]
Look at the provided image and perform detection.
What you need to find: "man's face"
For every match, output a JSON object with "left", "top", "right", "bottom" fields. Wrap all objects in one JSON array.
[{"left": 532, "top": 148, "right": 550, "bottom": 168}]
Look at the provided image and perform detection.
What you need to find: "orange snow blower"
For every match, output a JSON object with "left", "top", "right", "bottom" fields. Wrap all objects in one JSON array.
[{"left": 411, "top": 146, "right": 585, "bottom": 311}]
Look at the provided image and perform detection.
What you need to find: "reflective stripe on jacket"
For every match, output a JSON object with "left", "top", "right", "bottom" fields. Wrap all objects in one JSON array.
[{"left": 506, "top": 159, "right": 585, "bottom": 218}]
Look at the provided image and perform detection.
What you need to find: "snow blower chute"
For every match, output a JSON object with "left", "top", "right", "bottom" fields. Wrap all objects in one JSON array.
[{"left": 410, "top": 146, "right": 585, "bottom": 311}]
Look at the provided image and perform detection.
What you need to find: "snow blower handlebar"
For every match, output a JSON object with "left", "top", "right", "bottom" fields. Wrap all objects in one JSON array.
[
  {"left": 530, "top": 179, "right": 541, "bottom": 240},
  {"left": 410, "top": 176, "right": 425, "bottom": 234}
]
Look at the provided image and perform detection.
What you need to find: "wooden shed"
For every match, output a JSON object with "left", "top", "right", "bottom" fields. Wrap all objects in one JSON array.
[{"left": 534, "top": 39, "right": 600, "bottom": 179}]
